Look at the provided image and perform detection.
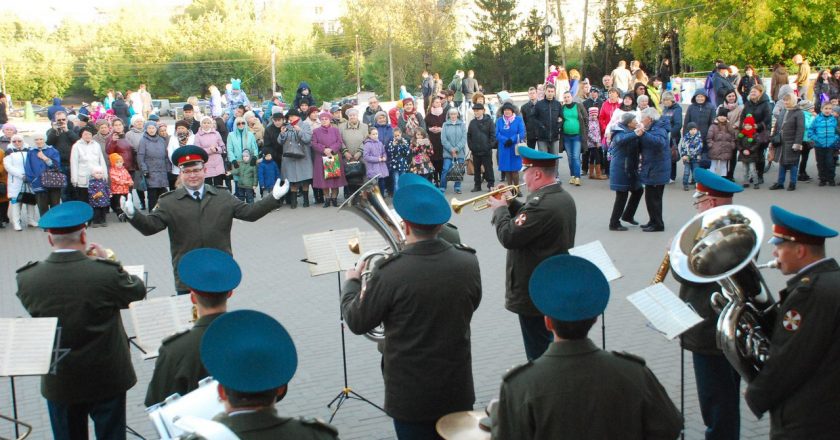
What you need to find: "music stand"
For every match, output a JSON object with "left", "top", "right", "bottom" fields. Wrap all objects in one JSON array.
[
  {"left": 0, "top": 317, "right": 67, "bottom": 439},
  {"left": 124, "top": 265, "right": 156, "bottom": 294},
  {"left": 302, "top": 229, "right": 385, "bottom": 423},
  {"left": 127, "top": 295, "right": 194, "bottom": 359}
]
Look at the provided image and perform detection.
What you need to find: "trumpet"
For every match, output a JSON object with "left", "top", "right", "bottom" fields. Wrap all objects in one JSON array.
[{"left": 451, "top": 184, "right": 524, "bottom": 213}]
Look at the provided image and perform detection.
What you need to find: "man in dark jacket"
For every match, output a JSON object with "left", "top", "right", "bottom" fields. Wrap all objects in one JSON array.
[
  {"left": 638, "top": 108, "right": 671, "bottom": 232},
  {"left": 47, "top": 97, "right": 67, "bottom": 122},
  {"left": 713, "top": 64, "right": 736, "bottom": 110},
  {"left": 488, "top": 146, "right": 576, "bottom": 360},
  {"left": 520, "top": 87, "right": 540, "bottom": 148},
  {"left": 112, "top": 92, "right": 130, "bottom": 127},
  {"left": 467, "top": 103, "right": 496, "bottom": 191},
  {"left": 262, "top": 112, "right": 284, "bottom": 173},
  {"left": 17, "top": 202, "right": 146, "bottom": 440},
  {"left": 45, "top": 111, "right": 80, "bottom": 202},
  {"left": 533, "top": 84, "right": 563, "bottom": 157},
  {"left": 421, "top": 71, "right": 434, "bottom": 110},
  {"left": 746, "top": 206, "right": 840, "bottom": 440},
  {"left": 362, "top": 95, "right": 384, "bottom": 126},
  {"left": 180, "top": 104, "right": 201, "bottom": 134},
  {"left": 661, "top": 91, "right": 683, "bottom": 181},
  {"left": 342, "top": 184, "right": 481, "bottom": 439},
  {"left": 673, "top": 167, "right": 744, "bottom": 440},
  {"left": 292, "top": 81, "right": 315, "bottom": 111}
]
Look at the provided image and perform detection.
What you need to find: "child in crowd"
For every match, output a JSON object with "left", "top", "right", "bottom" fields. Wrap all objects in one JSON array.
[
  {"left": 108, "top": 153, "right": 134, "bottom": 220},
  {"left": 737, "top": 116, "right": 760, "bottom": 189},
  {"left": 807, "top": 102, "right": 839, "bottom": 186},
  {"left": 586, "top": 107, "right": 606, "bottom": 180},
  {"left": 409, "top": 128, "right": 435, "bottom": 182},
  {"left": 678, "top": 122, "right": 703, "bottom": 190},
  {"left": 258, "top": 152, "right": 280, "bottom": 198},
  {"left": 87, "top": 166, "right": 111, "bottom": 227},
  {"left": 363, "top": 127, "right": 389, "bottom": 195},
  {"left": 706, "top": 107, "right": 737, "bottom": 177},
  {"left": 799, "top": 100, "right": 816, "bottom": 182},
  {"left": 231, "top": 148, "right": 257, "bottom": 203},
  {"left": 386, "top": 127, "right": 411, "bottom": 193}
]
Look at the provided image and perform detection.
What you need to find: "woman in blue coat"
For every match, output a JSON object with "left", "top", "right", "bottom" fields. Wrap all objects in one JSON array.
[
  {"left": 24, "top": 133, "right": 62, "bottom": 215},
  {"left": 495, "top": 102, "right": 525, "bottom": 187},
  {"left": 608, "top": 112, "right": 643, "bottom": 231},
  {"left": 638, "top": 107, "right": 672, "bottom": 232}
]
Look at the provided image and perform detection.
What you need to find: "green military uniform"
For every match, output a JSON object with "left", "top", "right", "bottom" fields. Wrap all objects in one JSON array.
[
  {"left": 491, "top": 182, "right": 576, "bottom": 316},
  {"left": 746, "top": 258, "right": 840, "bottom": 439},
  {"left": 127, "top": 184, "right": 280, "bottom": 290},
  {"left": 341, "top": 239, "right": 482, "bottom": 423},
  {"left": 493, "top": 339, "right": 683, "bottom": 440},
  {"left": 673, "top": 271, "right": 719, "bottom": 354},
  {"left": 16, "top": 251, "right": 146, "bottom": 404},
  {"left": 213, "top": 408, "right": 338, "bottom": 440},
  {"left": 144, "top": 313, "right": 222, "bottom": 407}
]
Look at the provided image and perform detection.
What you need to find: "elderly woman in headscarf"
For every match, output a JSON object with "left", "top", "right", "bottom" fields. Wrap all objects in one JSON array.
[
  {"left": 4, "top": 134, "right": 39, "bottom": 230},
  {"left": 1, "top": 123, "right": 17, "bottom": 151},
  {"left": 137, "top": 121, "right": 169, "bottom": 210},
  {"left": 397, "top": 97, "right": 426, "bottom": 141},
  {"left": 195, "top": 116, "right": 227, "bottom": 188},
  {"left": 24, "top": 132, "right": 62, "bottom": 215},
  {"left": 70, "top": 126, "right": 108, "bottom": 203},
  {"left": 312, "top": 110, "right": 347, "bottom": 207},
  {"left": 339, "top": 108, "right": 369, "bottom": 194}
]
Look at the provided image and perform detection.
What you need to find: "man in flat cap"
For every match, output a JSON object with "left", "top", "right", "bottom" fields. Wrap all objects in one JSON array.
[
  {"left": 493, "top": 255, "right": 682, "bottom": 439},
  {"left": 122, "top": 145, "right": 289, "bottom": 294}
]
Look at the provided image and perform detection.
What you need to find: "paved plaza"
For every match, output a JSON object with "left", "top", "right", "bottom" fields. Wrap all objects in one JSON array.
[{"left": 1, "top": 160, "right": 839, "bottom": 439}]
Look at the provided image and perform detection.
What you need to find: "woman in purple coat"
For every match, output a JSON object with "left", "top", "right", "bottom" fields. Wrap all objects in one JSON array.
[{"left": 311, "top": 111, "right": 347, "bottom": 207}]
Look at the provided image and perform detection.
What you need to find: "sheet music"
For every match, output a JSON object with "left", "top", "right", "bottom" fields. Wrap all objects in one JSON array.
[
  {"left": 129, "top": 296, "right": 194, "bottom": 359},
  {"left": 627, "top": 283, "right": 703, "bottom": 339},
  {"left": 358, "top": 231, "right": 389, "bottom": 254},
  {"left": 569, "top": 240, "right": 622, "bottom": 281},
  {"left": 302, "top": 228, "right": 361, "bottom": 276},
  {"left": 0, "top": 318, "right": 58, "bottom": 376},
  {"left": 123, "top": 265, "right": 145, "bottom": 280}
]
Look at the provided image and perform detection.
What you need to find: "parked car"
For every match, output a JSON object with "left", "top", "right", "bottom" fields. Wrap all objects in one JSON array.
[
  {"left": 152, "top": 99, "right": 171, "bottom": 117},
  {"left": 9, "top": 104, "right": 48, "bottom": 118}
]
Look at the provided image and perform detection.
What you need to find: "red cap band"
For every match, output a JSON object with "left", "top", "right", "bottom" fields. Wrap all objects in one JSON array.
[
  {"left": 696, "top": 182, "right": 733, "bottom": 198},
  {"left": 772, "top": 224, "right": 825, "bottom": 245}
]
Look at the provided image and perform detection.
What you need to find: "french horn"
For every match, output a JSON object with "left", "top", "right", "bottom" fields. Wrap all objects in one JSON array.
[{"left": 670, "top": 204, "right": 776, "bottom": 381}]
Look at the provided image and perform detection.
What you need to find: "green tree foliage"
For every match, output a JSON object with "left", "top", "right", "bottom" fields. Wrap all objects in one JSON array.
[
  {"left": 1, "top": 41, "right": 74, "bottom": 102},
  {"left": 470, "top": 0, "right": 519, "bottom": 91},
  {"left": 279, "top": 53, "right": 353, "bottom": 103}
]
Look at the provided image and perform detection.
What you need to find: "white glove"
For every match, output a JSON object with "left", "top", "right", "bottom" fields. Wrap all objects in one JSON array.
[
  {"left": 272, "top": 179, "right": 290, "bottom": 200},
  {"left": 120, "top": 196, "right": 136, "bottom": 218}
]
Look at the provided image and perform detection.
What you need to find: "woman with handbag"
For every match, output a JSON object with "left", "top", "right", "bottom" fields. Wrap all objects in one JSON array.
[
  {"left": 312, "top": 111, "right": 347, "bottom": 207},
  {"left": 4, "top": 134, "right": 39, "bottom": 230},
  {"left": 137, "top": 121, "right": 169, "bottom": 210},
  {"left": 279, "top": 109, "right": 314, "bottom": 208},
  {"left": 441, "top": 107, "right": 467, "bottom": 194},
  {"left": 495, "top": 102, "right": 525, "bottom": 189},
  {"left": 339, "top": 108, "right": 369, "bottom": 195},
  {"left": 24, "top": 133, "right": 62, "bottom": 215}
]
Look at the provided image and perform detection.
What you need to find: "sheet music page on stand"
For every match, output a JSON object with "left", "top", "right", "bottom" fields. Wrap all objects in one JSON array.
[
  {"left": 302, "top": 228, "right": 361, "bottom": 276},
  {"left": 123, "top": 265, "right": 145, "bottom": 280},
  {"left": 129, "top": 296, "right": 194, "bottom": 359},
  {"left": 358, "top": 231, "right": 389, "bottom": 254},
  {"left": 569, "top": 240, "right": 622, "bottom": 281},
  {"left": 627, "top": 283, "right": 703, "bottom": 339},
  {"left": 0, "top": 317, "right": 58, "bottom": 376}
]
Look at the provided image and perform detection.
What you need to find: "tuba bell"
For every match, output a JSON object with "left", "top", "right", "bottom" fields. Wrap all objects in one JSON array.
[
  {"left": 669, "top": 205, "right": 776, "bottom": 382},
  {"left": 338, "top": 176, "right": 406, "bottom": 343}
]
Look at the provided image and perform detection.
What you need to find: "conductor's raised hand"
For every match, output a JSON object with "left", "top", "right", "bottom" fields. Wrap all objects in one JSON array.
[
  {"left": 272, "top": 179, "right": 290, "bottom": 200},
  {"left": 120, "top": 195, "right": 135, "bottom": 218}
]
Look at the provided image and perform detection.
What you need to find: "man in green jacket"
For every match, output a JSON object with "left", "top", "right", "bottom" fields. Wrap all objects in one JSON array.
[
  {"left": 17, "top": 201, "right": 146, "bottom": 440},
  {"left": 144, "top": 248, "right": 240, "bottom": 407},
  {"left": 122, "top": 145, "right": 289, "bottom": 294}
]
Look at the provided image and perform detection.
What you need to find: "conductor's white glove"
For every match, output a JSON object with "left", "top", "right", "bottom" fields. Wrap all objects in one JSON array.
[
  {"left": 272, "top": 179, "right": 290, "bottom": 200},
  {"left": 120, "top": 195, "right": 136, "bottom": 218}
]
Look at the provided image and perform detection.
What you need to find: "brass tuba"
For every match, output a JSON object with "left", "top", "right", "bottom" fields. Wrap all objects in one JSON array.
[
  {"left": 669, "top": 205, "right": 776, "bottom": 382},
  {"left": 338, "top": 176, "right": 406, "bottom": 342}
]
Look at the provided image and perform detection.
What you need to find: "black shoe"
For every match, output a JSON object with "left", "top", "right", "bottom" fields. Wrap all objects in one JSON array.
[
  {"left": 798, "top": 174, "right": 810, "bottom": 182},
  {"left": 290, "top": 195, "right": 298, "bottom": 209},
  {"left": 768, "top": 183, "right": 784, "bottom": 190},
  {"left": 302, "top": 193, "right": 310, "bottom": 207},
  {"left": 787, "top": 185, "right": 796, "bottom": 191},
  {"left": 642, "top": 225, "right": 665, "bottom": 232},
  {"left": 753, "top": 184, "right": 760, "bottom": 189},
  {"left": 487, "top": 183, "right": 495, "bottom": 191},
  {"left": 639, "top": 222, "right": 652, "bottom": 229},
  {"left": 621, "top": 217, "right": 639, "bottom": 226},
  {"left": 471, "top": 186, "right": 482, "bottom": 193},
  {"left": 331, "top": 198, "right": 338, "bottom": 207},
  {"left": 609, "top": 224, "right": 628, "bottom": 231},
  {"left": 323, "top": 199, "right": 331, "bottom": 208},
  {"left": 757, "top": 177, "right": 764, "bottom": 184},
  {"left": 819, "top": 181, "right": 827, "bottom": 187},
  {"left": 829, "top": 181, "right": 836, "bottom": 187}
]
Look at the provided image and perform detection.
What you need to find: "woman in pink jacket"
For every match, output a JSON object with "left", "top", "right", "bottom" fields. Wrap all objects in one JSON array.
[{"left": 194, "top": 116, "right": 227, "bottom": 187}]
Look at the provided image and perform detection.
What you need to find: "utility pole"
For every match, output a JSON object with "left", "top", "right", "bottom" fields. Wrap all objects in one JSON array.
[
  {"left": 580, "top": 0, "right": 589, "bottom": 75},
  {"left": 556, "top": 0, "right": 566, "bottom": 67},
  {"left": 355, "top": 34, "right": 361, "bottom": 93},
  {"left": 544, "top": 0, "right": 550, "bottom": 79},
  {"left": 388, "top": 25, "right": 395, "bottom": 101},
  {"left": 270, "top": 41, "right": 277, "bottom": 96},
  {"left": 604, "top": 0, "right": 612, "bottom": 73}
]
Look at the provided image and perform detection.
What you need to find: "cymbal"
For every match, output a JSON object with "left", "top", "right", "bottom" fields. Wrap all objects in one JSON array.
[{"left": 436, "top": 410, "right": 491, "bottom": 440}]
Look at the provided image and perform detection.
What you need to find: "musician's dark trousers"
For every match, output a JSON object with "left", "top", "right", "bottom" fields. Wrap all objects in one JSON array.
[
  {"left": 393, "top": 419, "right": 443, "bottom": 440},
  {"left": 518, "top": 314, "right": 552, "bottom": 361},
  {"left": 48, "top": 393, "right": 126, "bottom": 440},
  {"left": 693, "top": 353, "right": 741, "bottom": 440}
]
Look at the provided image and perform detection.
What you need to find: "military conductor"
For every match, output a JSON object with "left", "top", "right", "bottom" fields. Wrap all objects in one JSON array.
[
  {"left": 493, "top": 255, "right": 682, "bottom": 440},
  {"left": 16, "top": 202, "right": 146, "bottom": 440},
  {"left": 342, "top": 183, "right": 482, "bottom": 439},
  {"left": 145, "top": 248, "right": 241, "bottom": 407},
  {"left": 487, "top": 146, "right": 576, "bottom": 360},
  {"left": 122, "top": 145, "right": 289, "bottom": 293},
  {"left": 745, "top": 206, "right": 840, "bottom": 439}
]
